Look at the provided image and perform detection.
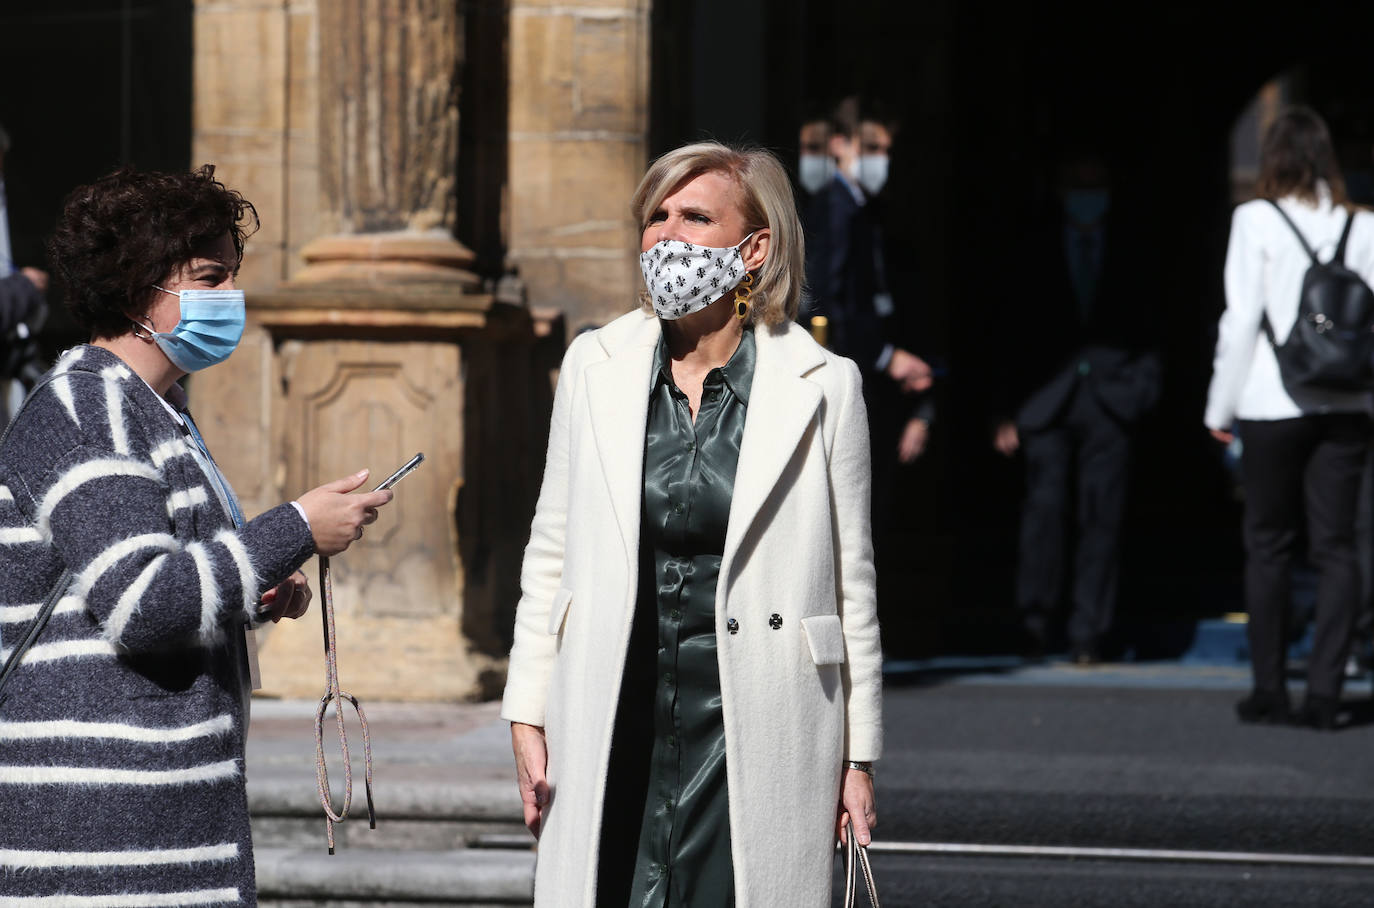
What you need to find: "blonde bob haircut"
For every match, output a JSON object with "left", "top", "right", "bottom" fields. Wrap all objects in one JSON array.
[{"left": 631, "top": 142, "right": 804, "bottom": 327}]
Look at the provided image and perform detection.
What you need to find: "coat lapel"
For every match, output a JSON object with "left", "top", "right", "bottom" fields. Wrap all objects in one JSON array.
[
  {"left": 722, "top": 324, "right": 825, "bottom": 579},
  {"left": 584, "top": 314, "right": 660, "bottom": 570}
]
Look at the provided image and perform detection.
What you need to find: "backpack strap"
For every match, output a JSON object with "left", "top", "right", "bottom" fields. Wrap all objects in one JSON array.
[
  {"left": 0, "top": 367, "right": 109, "bottom": 703},
  {"left": 1333, "top": 208, "right": 1356, "bottom": 265},
  {"left": 1265, "top": 199, "right": 1319, "bottom": 265}
]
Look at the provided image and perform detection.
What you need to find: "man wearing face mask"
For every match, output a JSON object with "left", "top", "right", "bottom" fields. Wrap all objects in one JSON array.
[
  {"left": 994, "top": 146, "right": 1161, "bottom": 665},
  {"left": 797, "top": 114, "right": 834, "bottom": 198},
  {"left": 801, "top": 98, "right": 932, "bottom": 396}
]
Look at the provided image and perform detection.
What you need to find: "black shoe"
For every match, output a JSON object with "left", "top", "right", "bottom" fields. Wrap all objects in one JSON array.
[
  {"left": 1235, "top": 690, "right": 1291, "bottom": 724},
  {"left": 1294, "top": 694, "right": 1342, "bottom": 731},
  {"left": 1070, "top": 640, "right": 1100, "bottom": 666}
]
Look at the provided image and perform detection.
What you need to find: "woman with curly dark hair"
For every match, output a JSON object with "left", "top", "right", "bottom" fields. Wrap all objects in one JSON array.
[{"left": 0, "top": 165, "right": 393, "bottom": 902}]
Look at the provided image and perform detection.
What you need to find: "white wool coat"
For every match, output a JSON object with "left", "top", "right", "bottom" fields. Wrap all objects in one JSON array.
[{"left": 501, "top": 309, "right": 884, "bottom": 908}]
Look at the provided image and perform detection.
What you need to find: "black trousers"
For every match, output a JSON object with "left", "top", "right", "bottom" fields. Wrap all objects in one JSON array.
[
  {"left": 1016, "top": 383, "right": 1131, "bottom": 648},
  {"left": 1237, "top": 414, "right": 1371, "bottom": 700}
]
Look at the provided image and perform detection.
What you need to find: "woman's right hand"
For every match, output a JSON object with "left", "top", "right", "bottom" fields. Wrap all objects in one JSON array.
[
  {"left": 993, "top": 420, "right": 1020, "bottom": 456},
  {"left": 296, "top": 469, "right": 395, "bottom": 557},
  {"left": 511, "top": 722, "right": 550, "bottom": 838}
]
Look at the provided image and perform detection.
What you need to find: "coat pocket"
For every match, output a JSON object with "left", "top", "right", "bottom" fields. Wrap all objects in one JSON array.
[
  {"left": 547, "top": 587, "right": 573, "bottom": 635},
  {"left": 800, "top": 614, "right": 845, "bottom": 665}
]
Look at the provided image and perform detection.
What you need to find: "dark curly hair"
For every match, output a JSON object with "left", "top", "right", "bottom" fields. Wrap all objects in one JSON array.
[{"left": 49, "top": 164, "right": 259, "bottom": 339}]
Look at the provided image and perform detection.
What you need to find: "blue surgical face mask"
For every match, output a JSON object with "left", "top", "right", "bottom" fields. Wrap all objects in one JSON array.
[
  {"left": 798, "top": 154, "right": 834, "bottom": 194},
  {"left": 1063, "top": 188, "right": 1111, "bottom": 226},
  {"left": 139, "top": 286, "right": 247, "bottom": 372},
  {"left": 856, "top": 154, "right": 889, "bottom": 195}
]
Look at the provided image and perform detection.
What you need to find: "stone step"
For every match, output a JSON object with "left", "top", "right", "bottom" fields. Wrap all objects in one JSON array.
[
  {"left": 255, "top": 847, "right": 534, "bottom": 906},
  {"left": 249, "top": 773, "right": 527, "bottom": 852}
]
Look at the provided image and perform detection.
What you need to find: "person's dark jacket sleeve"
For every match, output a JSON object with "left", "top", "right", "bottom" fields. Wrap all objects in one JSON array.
[{"left": 0, "top": 272, "right": 41, "bottom": 334}]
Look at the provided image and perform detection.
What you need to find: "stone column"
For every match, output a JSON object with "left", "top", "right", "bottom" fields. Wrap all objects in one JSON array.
[
  {"left": 296, "top": 0, "right": 479, "bottom": 287},
  {"left": 508, "top": 0, "right": 653, "bottom": 332},
  {"left": 190, "top": 0, "right": 541, "bottom": 702}
]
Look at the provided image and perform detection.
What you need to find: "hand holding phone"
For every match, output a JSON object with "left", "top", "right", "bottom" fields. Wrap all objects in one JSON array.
[{"left": 298, "top": 458, "right": 417, "bottom": 557}]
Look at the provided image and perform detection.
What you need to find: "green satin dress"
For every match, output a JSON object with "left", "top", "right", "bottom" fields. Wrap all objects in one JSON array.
[{"left": 611, "top": 327, "right": 755, "bottom": 908}]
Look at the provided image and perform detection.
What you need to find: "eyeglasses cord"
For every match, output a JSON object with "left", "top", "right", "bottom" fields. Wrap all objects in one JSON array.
[{"left": 313, "top": 554, "right": 376, "bottom": 853}]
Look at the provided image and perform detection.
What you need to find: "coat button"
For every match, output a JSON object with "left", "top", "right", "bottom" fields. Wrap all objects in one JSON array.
[
  {"left": 727, "top": 618, "right": 739, "bottom": 635},
  {"left": 769, "top": 614, "right": 783, "bottom": 630}
]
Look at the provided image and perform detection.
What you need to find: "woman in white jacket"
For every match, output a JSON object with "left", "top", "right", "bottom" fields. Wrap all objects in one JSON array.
[
  {"left": 501, "top": 143, "right": 883, "bottom": 906},
  {"left": 1205, "top": 106, "right": 1374, "bottom": 730}
]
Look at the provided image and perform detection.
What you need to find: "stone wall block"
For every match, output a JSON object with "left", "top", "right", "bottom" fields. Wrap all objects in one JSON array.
[
  {"left": 238, "top": 336, "right": 480, "bottom": 701},
  {"left": 509, "top": 137, "right": 642, "bottom": 248},
  {"left": 517, "top": 255, "right": 640, "bottom": 330},
  {"left": 516, "top": 0, "right": 644, "bottom": 9},
  {"left": 194, "top": 6, "right": 288, "bottom": 130},
  {"left": 573, "top": 15, "right": 646, "bottom": 132},
  {"left": 509, "top": 13, "right": 575, "bottom": 134},
  {"left": 279, "top": 338, "right": 462, "bottom": 617},
  {"left": 509, "top": 0, "right": 649, "bottom": 333}
]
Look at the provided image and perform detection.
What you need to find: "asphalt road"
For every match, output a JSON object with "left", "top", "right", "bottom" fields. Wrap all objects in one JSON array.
[{"left": 849, "top": 666, "right": 1374, "bottom": 907}]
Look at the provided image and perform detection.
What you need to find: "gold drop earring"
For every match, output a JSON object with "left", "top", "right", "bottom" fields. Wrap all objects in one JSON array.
[{"left": 734, "top": 273, "right": 754, "bottom": 321}]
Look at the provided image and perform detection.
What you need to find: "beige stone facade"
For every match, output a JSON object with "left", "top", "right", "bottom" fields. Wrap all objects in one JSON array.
[
  {"left": 188, "top": 0, "right": 650, "bottom": 701},
  {"left": 508, "top": 0, "right": 651, "bottom": 330}
]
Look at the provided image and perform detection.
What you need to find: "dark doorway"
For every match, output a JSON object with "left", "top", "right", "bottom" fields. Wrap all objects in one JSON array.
[
  {"left": 0, "top": 1, "right": 193, "bottom": 347},
  {"left": 650, "top": 0, "right": 1374, "bottom": 658}
]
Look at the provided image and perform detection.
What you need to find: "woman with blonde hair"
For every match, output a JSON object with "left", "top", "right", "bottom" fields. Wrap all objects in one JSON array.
[{"left": 502, "top": 141, "right": 883, "bottom": 906}]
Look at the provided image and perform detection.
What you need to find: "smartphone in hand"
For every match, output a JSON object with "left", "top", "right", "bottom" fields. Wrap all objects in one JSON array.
[{"left": 373, "top": 453, "right": 425, "bottom": 492}]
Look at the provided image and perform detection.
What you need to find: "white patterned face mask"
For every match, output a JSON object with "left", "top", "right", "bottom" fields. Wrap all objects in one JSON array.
[{"left": 639, "top": 232, "right": 754, "bottom": 320}]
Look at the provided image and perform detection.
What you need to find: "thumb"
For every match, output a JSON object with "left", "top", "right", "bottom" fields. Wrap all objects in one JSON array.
[{"left": 321, "top": 468, "right": 370, "bottom": 494}]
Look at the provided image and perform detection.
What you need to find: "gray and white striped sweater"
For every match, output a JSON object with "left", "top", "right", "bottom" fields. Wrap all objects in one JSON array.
[{"left": 0, "top": 345, "right": 315, "bottom": 903}]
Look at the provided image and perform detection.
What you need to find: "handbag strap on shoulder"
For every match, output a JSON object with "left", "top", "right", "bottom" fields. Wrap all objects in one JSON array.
[
  {"left": 0, "top": 367, "right": 110, "bottom": 703},
  {"left": 0, "top": 569, "right": 72, "bottom": 701},
  {"left": 0, "top": 368, "right": 108, "bottom": 449}
]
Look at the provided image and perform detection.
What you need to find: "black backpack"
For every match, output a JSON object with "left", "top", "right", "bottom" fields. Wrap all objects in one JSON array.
[{"left": 1262, "top": 199, "right": 1374, "bottom": 392}]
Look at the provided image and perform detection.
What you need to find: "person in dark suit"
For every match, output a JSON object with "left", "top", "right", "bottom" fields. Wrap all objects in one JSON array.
[
  {"left": 799, "top": 98, "right": 940, "bottom": 641},
  {"left": 995, "top": 147, "right": 1161, "bottom": 664},
  {"left": 800, "top": 98, "right": 931, "bottom": 396}
]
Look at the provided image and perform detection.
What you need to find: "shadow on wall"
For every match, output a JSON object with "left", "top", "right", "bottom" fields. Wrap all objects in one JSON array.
[{"left": 458, "top": 310, "right": 566, "bottom": 699}]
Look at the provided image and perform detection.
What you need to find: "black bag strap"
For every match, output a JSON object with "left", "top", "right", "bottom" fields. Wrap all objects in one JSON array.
[
  {"left": 0, "top": 368, "right": 104, "bottom": 701},
  {"left": 1333, "top": 208, "right": 1356, "bottom": 265},
  {"left": 1265, "top": 199, "right": 1319, "bottom": 265},
  {"left": 0, "top": 568, "right": 72, "bottom": 701},
  {"left": 0, "top": 368, "right": 92, "bottom": 448},
  {"left": 1264, "top": 198, "right": 1356, "bottom": 266}
]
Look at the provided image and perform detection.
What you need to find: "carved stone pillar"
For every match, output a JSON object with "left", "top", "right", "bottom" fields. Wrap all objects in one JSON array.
[
  {"left": 294, "top": 0, "right": 479, "bottom": 288},
  {"left": 190, "top": 0, "right": 550, "bottom": 702}
]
